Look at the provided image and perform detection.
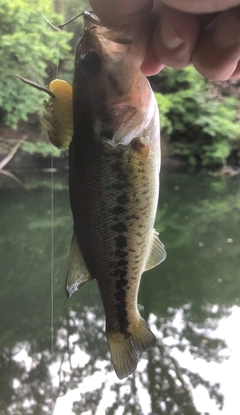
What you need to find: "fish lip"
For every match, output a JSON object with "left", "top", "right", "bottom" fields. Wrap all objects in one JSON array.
[{"left": 83, "top": 11, "right": 100, "bottom": 24}]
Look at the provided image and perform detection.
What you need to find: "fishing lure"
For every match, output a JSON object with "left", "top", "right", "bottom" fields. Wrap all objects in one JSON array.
[{"left": 16, "top": 76, "right": 73, "bottom": 149}]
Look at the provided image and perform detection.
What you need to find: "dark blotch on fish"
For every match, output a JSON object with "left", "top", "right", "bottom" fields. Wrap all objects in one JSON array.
[
  {"left": 115, "top": 234, "right": 127, "bottom": 249},
  {"left": 114, "top": 268, "right": 127, "bottom": 278},
  {"left": 116, "top": 259, "right": 128, "bottom": 267},
  {"left": 115, "top": 278, "right": 128, "bottom": 290},
  {"left": 111, "top": 205, "right": 127, "bottom": 215},
  {"left": 116, "top": 194, "right": 129, "bottom": 205},
  {"left": 115, "top": 289, "right": 126, "bottom": 302},
  {"left": 115, "top": 249, "right": 128, "bottom": 258},
  {"left": 111, "top": 222, "right": 127, "bottom": 233}
]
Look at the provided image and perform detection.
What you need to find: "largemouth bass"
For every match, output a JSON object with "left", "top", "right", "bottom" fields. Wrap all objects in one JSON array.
[
  {"left": 17, "top": 11, "right": 166, "bottom": 379},
  {"left": 66, "top": 12, "right": 166, "bottom": 379}
]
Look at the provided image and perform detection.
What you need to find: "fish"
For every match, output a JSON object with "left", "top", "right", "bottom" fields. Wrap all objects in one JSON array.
[
  {"left": 66, "top": 12, "right": 166, "bottom": 379},
  {"left": 16, "top": 11, "right": 166, "bottom": 379}
]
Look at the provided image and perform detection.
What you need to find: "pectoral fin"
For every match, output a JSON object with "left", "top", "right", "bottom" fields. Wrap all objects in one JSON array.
[
  {"left": 145, "top": 230, "right": 166, "bottom": 272},
  {"left": 66, "top": 232, "right": 93, "bottom": 298}
]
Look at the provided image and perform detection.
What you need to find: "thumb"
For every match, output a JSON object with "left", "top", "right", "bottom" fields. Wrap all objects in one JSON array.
[
  {"left": 160, "top": 0, "right": 240, "bottom": 13},
  {"left": 89, "top": 0, "right": 153, "bottom": 26}
]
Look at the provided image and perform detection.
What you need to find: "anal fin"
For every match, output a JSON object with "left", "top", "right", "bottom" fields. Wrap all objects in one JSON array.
[{"left": 66, "top": 231, "right": 93, "bottom": 298}]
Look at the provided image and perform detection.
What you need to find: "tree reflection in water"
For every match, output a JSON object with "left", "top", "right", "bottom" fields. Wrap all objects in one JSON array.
[
  {"left": 0, "top": 169, "right": 239, "bottom": 414},
  {"left": 0, "top": 302, "right": 226, "bottom": 415}
]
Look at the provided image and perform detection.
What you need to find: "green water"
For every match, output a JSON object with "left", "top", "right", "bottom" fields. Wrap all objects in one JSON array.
[{"left": 0, "top": 167, "right": 239, "bottom": 415}]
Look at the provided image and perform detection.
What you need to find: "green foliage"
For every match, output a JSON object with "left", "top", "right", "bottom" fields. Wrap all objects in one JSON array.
[
  {"left": 21, "top": 141, "right": 62, "bottom": 157},
  {"left": 155, "top": 93, "right": 173, "bottom": 135},
  {"left": 154, "top": 67, "right": 240, "bottom": 165},
  {"left": 0, "top": 0, "right": 73, "bottom": 128},
  {"left": 1, "top": 0, "right": 240, "bottom": 166}
]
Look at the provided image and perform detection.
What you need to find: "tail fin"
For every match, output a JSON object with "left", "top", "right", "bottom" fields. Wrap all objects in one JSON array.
[{"left": 107, "top": 318, "right": 156, "bottom": 379}]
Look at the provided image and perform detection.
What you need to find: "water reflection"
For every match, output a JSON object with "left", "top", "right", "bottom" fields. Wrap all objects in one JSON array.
[{"left": 0, "top": 169, "right": 239, "bottom": 414}]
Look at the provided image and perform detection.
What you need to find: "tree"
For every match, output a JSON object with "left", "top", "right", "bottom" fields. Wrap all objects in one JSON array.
[
  {"left": 152, "top": 67, "right": 240, "bottom": 166},
  {"left": 0, "top": 0, "right": 73, "bottom": 128},
  {"left": 0, "top": 135, "right": 27, "bottom": 185}
]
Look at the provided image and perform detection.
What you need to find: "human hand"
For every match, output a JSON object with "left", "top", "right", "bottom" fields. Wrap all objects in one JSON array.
[{"left": 89, "top": 0, "right": 240, "bottom": 80}]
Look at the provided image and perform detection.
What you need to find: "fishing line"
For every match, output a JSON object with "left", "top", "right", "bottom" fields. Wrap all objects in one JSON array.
[
  {"left": 49, "top": 9, "right": 61, "bottom": 410},
  {"left": 50, "top": 150, "right": 54, "bottom": 412}
]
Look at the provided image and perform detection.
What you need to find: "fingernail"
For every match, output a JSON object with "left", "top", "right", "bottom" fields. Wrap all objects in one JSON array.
[
  {"left": 160, "top": 18, "right": 184, "bottom": 50},
  {"left": 212, "top": 14, "right": 240, "bottom": 49}
]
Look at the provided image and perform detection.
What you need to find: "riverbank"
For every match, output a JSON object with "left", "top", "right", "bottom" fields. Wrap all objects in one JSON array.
[{"left": 1, "top": 121, "right": 239, "bottom": 174}]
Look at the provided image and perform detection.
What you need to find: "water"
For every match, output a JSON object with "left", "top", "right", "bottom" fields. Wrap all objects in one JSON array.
[{"left": 0, "top": 167, "right": 239, "bottom": 415}]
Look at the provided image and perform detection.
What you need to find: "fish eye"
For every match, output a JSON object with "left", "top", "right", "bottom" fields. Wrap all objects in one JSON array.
[{"left": 81, "top": 51, "right": 101, "bottom": 75}]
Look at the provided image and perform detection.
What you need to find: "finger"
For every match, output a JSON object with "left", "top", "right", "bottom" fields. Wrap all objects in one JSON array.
[
  {"left": 192, "top": 8, "right": 240, "bottom": 80},
  {"left": 140, "top": 44, "right": 165, "bottom": 76},
  {"left": 89, "top": 0, "right": 153, "bottom": 26},
  {"left": 160, "top": 0, "right": 240, "bottom": 14},
  {"left": 152, "top": 6, "right": 200, "bottom": 69}
]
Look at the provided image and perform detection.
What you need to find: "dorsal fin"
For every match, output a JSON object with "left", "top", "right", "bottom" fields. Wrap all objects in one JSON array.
[
  {"left": 66, "top": 232, "right": 93, "bottom": 298},
  {"left": 145, "top": 230, "right": 166, "bottom": 272}
]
